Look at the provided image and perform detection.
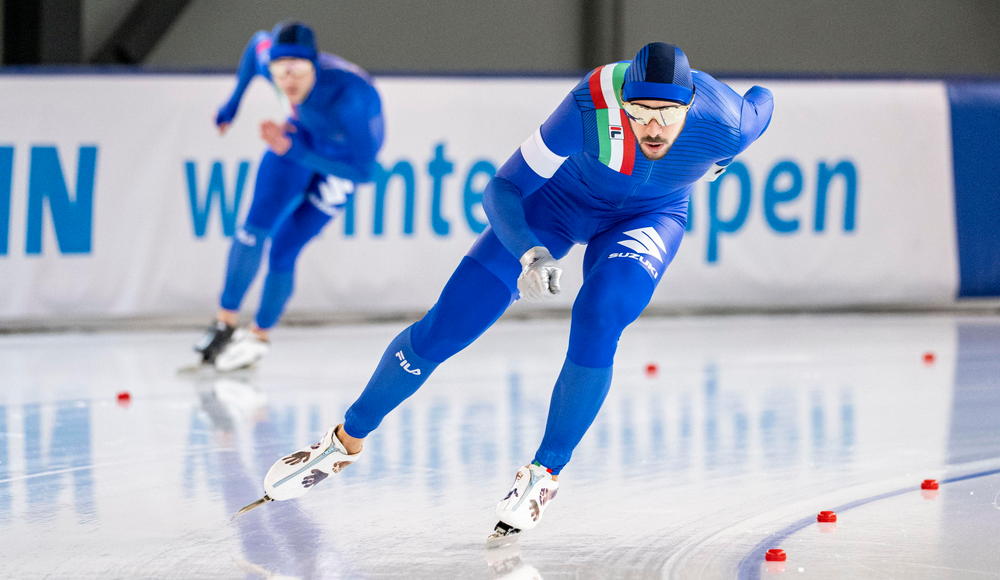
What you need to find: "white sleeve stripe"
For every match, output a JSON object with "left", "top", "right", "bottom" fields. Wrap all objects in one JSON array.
[{"left": 519, "top": 128, "right": 567, "bottom": 179}]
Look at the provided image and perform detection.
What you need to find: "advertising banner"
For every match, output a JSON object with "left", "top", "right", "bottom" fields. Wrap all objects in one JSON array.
[{"left": 0, "top": 75, "right": 965, "bottom": 321}]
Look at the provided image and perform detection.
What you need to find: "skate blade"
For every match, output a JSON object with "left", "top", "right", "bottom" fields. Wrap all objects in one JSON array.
[
  {"left": 233, "top": 495, "right": 273, "bottom": 518},
  {"left": 485, "top": 532, "right": 520, "bottom": 549},
  {"left": 214, "top": 363, "right": 258, "bottom": 374},
  {"left": 177, "top": 361, "right": 211, "bottom": 375},
  {"left": 485, "top": 527, "right": 521, "bottom": 549}
]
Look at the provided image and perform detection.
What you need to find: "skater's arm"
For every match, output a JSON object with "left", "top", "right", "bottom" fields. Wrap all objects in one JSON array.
[
  {"left": 284, "top": 80, "right": 383, "bottom": 183},
  {"left": 737, "top": 85, "right": 774, "bottom": 153},
  {"left": 216, "top": 31, "right": 270, "bottom": 128},
  {"left": 284, "top": 136, "right": 377, "bottom": 183},
  {"left": 702, "top": 84, "right": 774, "bottom": 182},
  {"left": 483, "top": 178, "right": 543, "bottom": 259},
  {"left": 484, "top": 91, "right": 583, "bottom": 259}
]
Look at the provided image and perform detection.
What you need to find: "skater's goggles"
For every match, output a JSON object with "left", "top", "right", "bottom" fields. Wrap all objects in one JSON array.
[
  {"left": 268, "top": 58, "right": 314, "bottom": 80},
  {"left": 622, "top": 98, "right": 692, "bottom": 127}
]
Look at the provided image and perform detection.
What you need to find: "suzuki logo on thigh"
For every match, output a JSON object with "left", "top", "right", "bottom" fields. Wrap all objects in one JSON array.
[
  {"left": 608, "top": 227, "right": 665, "bottom": 278},
  {"left": 616, "top": 227, "right": 665, "bottom": 261}
]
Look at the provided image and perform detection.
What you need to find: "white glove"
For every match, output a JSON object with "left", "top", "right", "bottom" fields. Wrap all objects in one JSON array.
[{"left": 517, "top": 246, "right": 562, "bottom": 300}]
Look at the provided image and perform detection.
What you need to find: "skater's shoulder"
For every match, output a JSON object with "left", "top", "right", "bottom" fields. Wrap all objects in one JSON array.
[
  {"left": 310, "top": 56, "right": 380, "bottom": 110},
  {"left": 686, "top": 71, "right": 745, "bottom": 129},
  {"left": 315, "top": 53, "right": 376, "bottom": 87},
  {"left": 569, "top": 60, "right": 632, "bottom": 111}
]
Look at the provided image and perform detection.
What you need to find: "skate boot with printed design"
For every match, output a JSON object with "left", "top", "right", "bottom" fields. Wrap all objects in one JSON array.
[
  {"left": 487, "top": 462, "right": 559, "bottom": 547},
  {"left": 235, "top": 425, "right": 362, "bottom": 516},
  {"left": 214, "top": 328, "right": 270, "bottom": 371},
  {"left": 193, "top": 320, "right": 236, "bottom": 365}
]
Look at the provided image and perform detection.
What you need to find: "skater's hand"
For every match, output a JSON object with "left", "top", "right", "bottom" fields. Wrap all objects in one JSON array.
[
  {"left": 260, "top": 120, "right": 293, "bottom": 155},
  {"left": 215, "top": 98, "right": 240, "bottom": 131},
  {"left": 282, "top": 451, "right": 311, "bottom": 466},
  {"left": 517, "top": 246, "right": 562, "bottom": 301},
  {"left": 301, "top": 469, "right": 329, "bottom": 488}
]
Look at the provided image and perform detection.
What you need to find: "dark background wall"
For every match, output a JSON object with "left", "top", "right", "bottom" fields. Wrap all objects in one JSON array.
[
  {"left": 622, "top": 0, "right": 1000, "bottom": 76},
  {"left": 3, "top": 0, "right": 1000, "bottom": 75}
]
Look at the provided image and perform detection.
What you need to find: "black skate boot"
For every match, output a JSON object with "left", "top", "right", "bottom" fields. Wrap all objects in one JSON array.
[{"left": 193, "top": 320, "right": 236, "bottom": 365}]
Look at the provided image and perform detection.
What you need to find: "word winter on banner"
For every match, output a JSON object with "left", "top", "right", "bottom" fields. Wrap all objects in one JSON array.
[{"left": 183, "top": 143, "right": 497, "bottom": 241}]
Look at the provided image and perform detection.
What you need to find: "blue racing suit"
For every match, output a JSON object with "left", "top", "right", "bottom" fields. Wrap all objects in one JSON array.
[
  {"left": 216, "top": 31, "right": 384, "bottom": 329},
  {"left": 345, "top": 63, "right": 773, "bottom": 474}
]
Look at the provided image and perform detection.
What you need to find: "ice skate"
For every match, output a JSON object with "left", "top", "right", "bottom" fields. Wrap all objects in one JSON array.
[
  {"left": 180, "top": 320, "right": 236, "bottom": 373},
  {"left": 487, "top": 463, "right": 559, "bottom": 548},
  {"left": 235, "top": 425, "right": 362, "bottom": 517},
  {"left": 214, "top": 328, "right": 270, "bottom": 372}
]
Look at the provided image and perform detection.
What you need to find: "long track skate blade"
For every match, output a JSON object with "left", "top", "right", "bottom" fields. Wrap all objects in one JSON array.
[
  {"left": 485, "top": 522, "right": 521, "bottom": 549},
  {"left": 176, "top": 361, "right": 211, "bottom": 375},
  {"left": 215, "top": 363, "right": 258, "bottom": 374},
  {"left": 233, "top": 495, "right": 273, "bottom": 518}
]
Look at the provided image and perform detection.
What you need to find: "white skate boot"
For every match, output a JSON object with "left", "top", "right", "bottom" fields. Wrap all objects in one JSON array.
[
  {"left": 214, "top": 328, "right": 270, "bottom": 371},
  {"left": 235, "top": 425, "right": 362, "bottom": 516},
  {"left": 488, "top": 463, "right": 559, "bottom": 547}
]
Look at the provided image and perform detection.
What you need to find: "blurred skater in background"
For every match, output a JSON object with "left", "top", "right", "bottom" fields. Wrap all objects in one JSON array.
[{"left": 193, "top": 20, "right": 384, "bottom": 371}]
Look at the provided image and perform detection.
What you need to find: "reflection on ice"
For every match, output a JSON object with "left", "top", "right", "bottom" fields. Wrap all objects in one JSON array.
[
  {"left": 0, "top": 314, "right": 996, "bottom": 578},
  {"left": 485, "top": 543, "right": 542, "bottom": 579},
  {"left": 0, "top": 401, "right": 95, "bottom": 522},
  {"left": 173, "top": 361, "right": 860, "bottom": 496}
]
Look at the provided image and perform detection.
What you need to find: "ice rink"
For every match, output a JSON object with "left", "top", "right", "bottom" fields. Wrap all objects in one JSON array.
[{"left": 1, "top": 313, "right": 998, "bottom": 579}]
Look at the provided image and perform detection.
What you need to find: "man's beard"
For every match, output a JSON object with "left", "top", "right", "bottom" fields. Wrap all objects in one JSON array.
[{"left": 639, "top": 137, "right": 671, "bottom": 160}]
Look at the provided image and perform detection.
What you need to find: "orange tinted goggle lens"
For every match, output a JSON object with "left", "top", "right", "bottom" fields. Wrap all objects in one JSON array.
[{"left": 622, "top": 101, "right": 690, "bottom": 126}]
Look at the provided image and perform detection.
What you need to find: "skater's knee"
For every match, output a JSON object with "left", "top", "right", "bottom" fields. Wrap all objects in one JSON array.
[
  {"left": 410, "top": 303, "right": 477, "bottom": 363},
  {"left": 573, "top": 265, "right": 652, "bottom": 334},
  {"left": 465, "top": 231, "right": 522, "bottom": 293},
  {"left": 267, "top": 245, "right": 299, "bottom": 273},
  {"left": 267, "top": 235, "right": 307, "bottom": 272},
  {"left": 569, "top": 263, "right": 654, "bottom": 366},
  {"left": 410, "top": 257, "right": 515, "bottom": 362},
  {"left": 268, "top": 212, "right": 327, "bottom": 273}
]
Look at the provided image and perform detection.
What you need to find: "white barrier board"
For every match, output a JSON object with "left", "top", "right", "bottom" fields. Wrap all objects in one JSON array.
[{"left": 0, "top": 75, "right": 957, "bottom": 320}]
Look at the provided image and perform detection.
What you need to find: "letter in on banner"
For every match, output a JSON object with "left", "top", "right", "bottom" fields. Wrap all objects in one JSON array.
[
  {"left": 184, "top": 160, "right": 250, "bottom": 238},
  {"left": 25, "top": 145, "right": 99, "bottom": 255}
]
